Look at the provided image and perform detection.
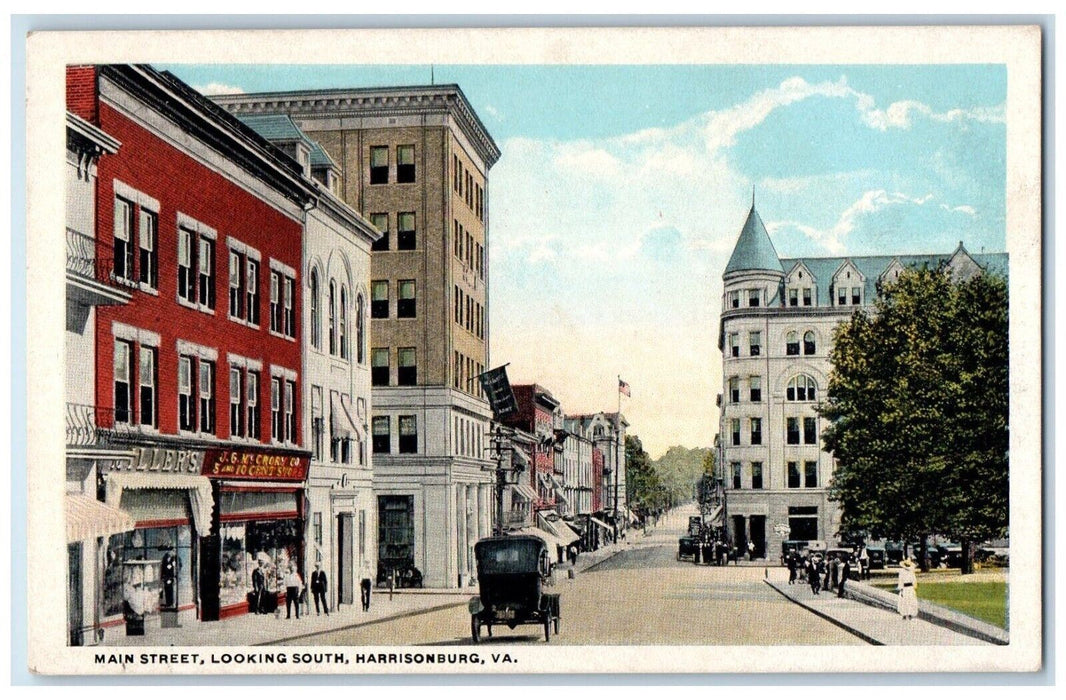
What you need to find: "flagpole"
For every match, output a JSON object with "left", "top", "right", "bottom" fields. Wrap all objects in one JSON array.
[{"left": 615, "top": 375, "right": 621, "bottom": 536}]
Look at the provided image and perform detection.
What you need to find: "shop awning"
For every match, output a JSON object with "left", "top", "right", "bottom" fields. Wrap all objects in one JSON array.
[
  {"left": 104, "top": 472, "right": 213, "bottom": 536},
  {"left": 537, "top": 511, "right": 580, "bottom": 545},
  {"left": 708, "top": 505, "right": 724, "bottom": 526},
  {"left": 66, "top": 493, "right": 136, "bottom": 542},
  {"left": 220, "top": 490, "right": 299, "bottom": 522},
  {"left": 520, "top": 526, "right": 569, "bottom": 550},
  {"left": 331, "top": 393, "right": 363, "bottom": 441},
  {"left": 589, "top": 516, "right": 612, "bottom": 531},
  {"left": 537, "top": 472, "right": 552, "bottom": 490},
  {"left": 510, "top": 484, "right": 538, "bottom": 501}
]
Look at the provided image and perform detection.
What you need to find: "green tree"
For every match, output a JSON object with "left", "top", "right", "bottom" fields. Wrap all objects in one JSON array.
[
  {"left": 625, "top": 435, "right": 664, "bottom": 517},
  {"left": 650, "top": 445, "right": 714, "bottom": 507},
  {"left": 820, "top": 266, "right": 1008, "bottom": 573}
]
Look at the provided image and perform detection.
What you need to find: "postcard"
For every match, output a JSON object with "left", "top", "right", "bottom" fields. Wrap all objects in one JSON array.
[{"left": 24, "top": 24, "right": 1042, "bottom": 674}]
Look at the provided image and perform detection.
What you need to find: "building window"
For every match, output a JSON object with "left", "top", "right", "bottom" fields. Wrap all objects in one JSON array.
[
  {"left": 786, "top": 331, "right": 799, "bottom": 356},
  {"left": 198, "top": 237, "right": 215, "bottom": 310},
  {"left": 284, "top": 276, "right": 295, "bottom": 338},
  {"left": 270, "top": 377, "right": 282, "bottom": 442},
  {"left": 787, "top": 461, "right": 801, "bottom": 488},
  {"left": 749, "top": 331, "right": 761, "bottom": 356},
  {"left": 748, "top": 289, "right": 760, "bottom": 307},
  {"left": 750, "top": 417, "right": 762, "bottom": 446},
  {"left": 397, "top": 212, "right": 416, "bottom": 250},
  {"left": 113, "top": 198, "right": 134, "bottom": 283},
  {"left": 397, "top": 280, "right": 416, "bottom": 318},
  {"left": 339, "top": 287, "right": 348, "bottom": 360},
  {"left": 246, "top": 259, "right": 259, "bottom": 325},
  {"left": 328, "top": 281, "right": 337, "bottom": 354},
  {"left": 397, "top": 145, "right": 415, "bottom": 183},
  {"left": 804, "top": 417, "right": 817, "bottom": 445},
  {"left": 731, "top": 418, "right": 741, "bottom": 446},
  {"left": 751, "top": 462, "right": 763, "bottom": 489},
  {"left": 787, "top": 375, "right": 817, "bottom": 402},
  {"left": 729, "top": 333, "right": 739, "bottom": 358},
  {"left": 285, "top": 380, "right": 296, "bottom": 443},
  {"left": 356, "top": 294, "right": 366, "bottom": 364},
  {"left": 113, "top": 340, "right": 132, "bottom": 424},
  {"left": 803, "top": 331, "right": 816, "bottom": 355},
  {"left": 178, "top": 228, "right": 195, "bottom": 304},
  {"left": 138, "top": 210, "right": 158, "bottom": 290},
  {"left": 454, "top": 286, "right": 462, "bottom": 324},
  {"left": 178, "top": 355, "right": 195, "bottom": 431},
  {"left": 786, "top": 417, "right": 800, "bottom": 445},
  {"left": 398, "top": 415, "right": 417, "bottom": 453},
  {"left": 199, "top": 360, "right": 215, "bottom": 434},
  {"left": 788, "top": 288, "right": 798, "bottom": 307},
  {"left": 135, "top": 346, "right": 156, "bottom": 428},
  {"left": 371, "top": 281, "right": 388, "bottom": 318},
  {"left": 372, "top": 348, "right": 389, "bottom": 386},
  {"left": 729, "top": 291, "right": 739, "bottom": 309},
  {"left": 372, "top": 416, "right": 390, "bottom": 454},
  {"left": 749, "top": 376, "right": 762, "bottom": 402},
  {"left": 398, "top": 347, "right": 416, "bottom": 386},
  {"left": 270, "top": 271, "right": 282, "bottom": 334},
  {"left": 728, "top": 377, "right": 739, "bottom": 403},
  {"left": 229, "top": 368, "right": 244, "bottom": 438},
  {"left": 228, "top": 251, "right": 244, "bottom": 319},
  {"left": 370, "top": 213, "right": 389, "bottom": 251},
  {"left": 837, "top": 286, "right": 847, "bottom": 306},
  {"left": 310, "top": 270, "right": 321, "bottom": 350},
  {"left": 731, "top": 462, "right": 742, "bottom": 489},
  {"left": 805, "top": 461, "right": 818, "bottom": 487},
  {"left": 803, "top": 288, "right": 812, "bottom": 306},
  {"left": 852, "top": 287, "right": 862, "bottom": 305},
  {"left": 370, "top": 146, "right": 389, "bottom": 184},
  {"left": 247, "top": 370, "right": 260, "bottom": 440}
]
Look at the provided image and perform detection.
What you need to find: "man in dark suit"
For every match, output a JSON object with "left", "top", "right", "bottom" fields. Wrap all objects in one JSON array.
[
  {"left": 251, "top": 561, "right": 266, "bottom": 614},
  {"left": 310, "top": 562, "right": 329, "bottom": 616}
]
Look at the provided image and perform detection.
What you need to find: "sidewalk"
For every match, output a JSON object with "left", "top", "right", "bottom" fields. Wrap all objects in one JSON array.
[
  {"left": 107, "top": 590, "right": 469, "bottom": 647},
  {"left": 764, "top": 568, "right": 995, "bottom": 646}
]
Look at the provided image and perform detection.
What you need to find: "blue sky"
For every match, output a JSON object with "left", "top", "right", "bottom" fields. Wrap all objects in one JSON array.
[{"left": 163, "top": 63, "right": 1007, "bottom": 457}]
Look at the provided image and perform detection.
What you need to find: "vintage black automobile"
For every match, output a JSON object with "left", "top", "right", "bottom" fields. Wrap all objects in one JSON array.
[
  {"left": 468, "top": 535, "right": 561, "bottom": 643},
  {"left": 677, "top": 535, "right": 700, "bottom": 561}
]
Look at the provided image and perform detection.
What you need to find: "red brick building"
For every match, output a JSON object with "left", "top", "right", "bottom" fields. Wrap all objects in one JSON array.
[{"left": 65, "top": 65, "right": 319, "bottom": 634}]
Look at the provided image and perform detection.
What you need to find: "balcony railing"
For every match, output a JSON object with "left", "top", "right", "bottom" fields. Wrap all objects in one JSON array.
[
  {"left": 66, "top": 403, "right": 133, "bottom": 448},
  {"left": 66, "top": 228, "right": 135, "bottom": 289}
]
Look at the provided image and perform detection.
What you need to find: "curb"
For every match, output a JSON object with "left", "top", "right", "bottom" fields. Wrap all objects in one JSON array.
[
  {"left": 763, "top": 579, "right": 884, "bottom": 646},
  {"left": 257, "top": 600, "right": 469, "bottom": 646}
]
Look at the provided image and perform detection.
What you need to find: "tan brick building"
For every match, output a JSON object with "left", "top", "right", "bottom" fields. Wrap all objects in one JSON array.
[{"left": 215, "top": 86, "right": 501, "bottom": 588}]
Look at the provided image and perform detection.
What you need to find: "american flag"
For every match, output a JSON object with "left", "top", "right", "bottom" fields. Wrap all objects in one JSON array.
[{"left": 618, "top": 378, "right": 631, "bottom": 397}]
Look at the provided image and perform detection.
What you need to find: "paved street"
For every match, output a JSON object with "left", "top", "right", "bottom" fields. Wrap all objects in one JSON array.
[{"left": 285, "top": 507, "right": 861, "bottom": 646}]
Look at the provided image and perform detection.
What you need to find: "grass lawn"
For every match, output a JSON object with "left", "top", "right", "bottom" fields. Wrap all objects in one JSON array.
[{"left": 872, "top": 579, "right": 1007, "bottom": 629}]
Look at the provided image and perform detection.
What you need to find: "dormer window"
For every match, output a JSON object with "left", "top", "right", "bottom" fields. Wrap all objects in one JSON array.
[
  {"left": 803, "top": 288, "right": 812, "bottom": 306},
  {"left": 788, "top": 288, "right": 798, "bottom": 307},
  {"left": 837, "top": 286, "right": 847, "bottom": 306},
  {"left": 851, "top": 287, "right": 861, "bottom": 305}
]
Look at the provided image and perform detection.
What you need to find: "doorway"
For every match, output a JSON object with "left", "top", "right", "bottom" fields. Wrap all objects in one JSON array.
[
  {"left": 68, "top": 542, "right": 83, "bottom": 646},
  {"left": 336, "top": 514, "right": 354, "bottom": 606},
  {"left": 749, "top": 515, "right": 767, "bottom": 558}
]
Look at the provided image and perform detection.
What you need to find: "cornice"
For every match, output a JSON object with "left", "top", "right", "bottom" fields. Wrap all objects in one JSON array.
[{"left": 213, "top": 86, "right": 501, "bottom": 169}]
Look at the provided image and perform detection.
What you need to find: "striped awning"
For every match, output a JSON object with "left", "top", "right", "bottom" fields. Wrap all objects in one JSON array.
[
  {"left": 104, "top": 472, "right": 214, "bottom": 535},
  {"left": 520, "top": 526, "right": 569, "bottom": 550},
  {"left": 589, "top": 516, "right": 612, "bottom": 531},
  {"left": 708, "top": 505, "right": 724, "bottom": 526},
  {"left": 538, "top": 511, "right": 580, "bottom": 545},
  {"left": 510, "top": 484, "right": 538, "bottom": 501},
  {"left": 66, "top": 493, "right": 135, "bottom": 543}
]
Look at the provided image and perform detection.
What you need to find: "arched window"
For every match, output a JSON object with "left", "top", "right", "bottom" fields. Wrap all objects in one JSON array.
[
  {"left": 328, "top": 280, "right": 337, "bottom": 356},
  {"left": 786, "top": 374, "right": 817, "bottom": 402},
  {"left": 356, "top": 294, "right": 366, "bottom": 364},
  {"left": 786, "top": 331, "right": 799, "bottom": 356},
  {"left": 310, "top": 270, "right": 321, "bottom": 350},
  {"left": 803, "top": 331, "right": 816, "bottom": 355},
  {"left": 339, "top": 286, "right": 348, "bottom": 360}
]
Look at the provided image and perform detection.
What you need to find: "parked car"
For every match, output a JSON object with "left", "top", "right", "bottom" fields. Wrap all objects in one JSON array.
[
  {"left": 780, "top": 540, "right": 810, "bottom": 566},
  {"left": 885, "top": 541, "right": 904, "bottom": 565},
  {"left": 936, "top": 543, "right": 963, "bottom": 568},
  {"left": 469, "top": 535, "right": 560, "bottom": 643},
  {"left": 865, "top": 546, "right": 886, "bottom": 570},
  {"left": 677, "top": 536, "right": 699, "bottom": 561}
]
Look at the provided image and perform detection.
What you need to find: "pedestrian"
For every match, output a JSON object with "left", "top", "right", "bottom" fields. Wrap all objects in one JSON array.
[
  {"left": 787, "top": 552, "right": 797, "bottom": 585},
  {"left": 284, "top": 563, "right": 303, "bottom": 620},
  {"left": 859, "top": 546, "right": 871, "bottom": 580},
  {"left": 823, "top": 555, "right": 833, "bottom": 592},
  {"left": 830, "top": 554, "right": 840, "bottom": 590},
  {"left": 310, "top": 562, "right": 328, "bottom": 616},
  {"left": 251, "top": 560, "right": 266, "bottom": 614},
  {"left": 747, "top": 540, "right": 755, "bottom": 561},
  {"left": 808, "top": 556, "right": 821, "bottom": 595},
  {"left": 360, "top": 563, "right": 373, "bottom": 611},
  {"left": 897, "top": 559, "right": 919, "bottom": 620},
  {"left": 838, "top": 558, "right": 851, "bottom": 598}
]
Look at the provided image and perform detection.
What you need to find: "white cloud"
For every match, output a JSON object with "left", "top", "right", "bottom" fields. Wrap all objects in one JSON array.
[
  {"left": 941, "top": 203, "right": 977, "bottom": 216},
  {"left": 193, "top": 82, "right": 245, "bottom": 96},
  {"left": 859, "top": 99, "right": 1005, "bottom": 131}
]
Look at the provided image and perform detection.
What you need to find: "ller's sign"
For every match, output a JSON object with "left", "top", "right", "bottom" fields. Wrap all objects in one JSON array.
[{"left": 202, "top": 449, "right": 309, "bottom": 482}]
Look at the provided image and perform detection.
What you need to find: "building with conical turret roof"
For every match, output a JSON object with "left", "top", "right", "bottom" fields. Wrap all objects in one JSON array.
[{"left": 717, "top": 205, "right": 1006, "bottom": 560}]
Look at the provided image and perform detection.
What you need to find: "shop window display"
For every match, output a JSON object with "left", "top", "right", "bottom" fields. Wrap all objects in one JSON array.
[
  {"left": 104, "top": 526, "right": 192, "bottom": 620},
  {"left": 219, "top": 520, "right": 302, "bottom": 610}
]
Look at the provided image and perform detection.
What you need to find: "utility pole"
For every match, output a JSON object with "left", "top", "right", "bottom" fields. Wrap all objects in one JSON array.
[{"left": 491, "top": 425, "right": 507, "bottom": 537}]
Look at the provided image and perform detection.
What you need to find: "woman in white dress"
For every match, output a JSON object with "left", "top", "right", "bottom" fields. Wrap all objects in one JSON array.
[{"left": 897, "top": 559, "right": 919, "bottom": 620}]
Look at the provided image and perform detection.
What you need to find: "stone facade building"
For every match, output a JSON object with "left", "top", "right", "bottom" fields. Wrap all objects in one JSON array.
[{"left": 718, "top": 203, "right": 1007, "bottom": 560}]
